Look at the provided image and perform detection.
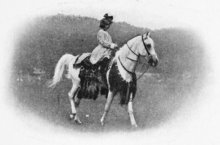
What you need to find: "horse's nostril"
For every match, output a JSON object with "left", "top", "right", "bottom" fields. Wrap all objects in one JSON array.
[{"left": 149, "top": 58, "right": 159, "bottom": 67}]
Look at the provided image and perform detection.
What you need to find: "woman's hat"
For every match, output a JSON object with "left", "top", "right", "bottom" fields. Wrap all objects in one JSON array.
[
  {"left": 104, "top": 13, "right": 113, "bottom": 22},
  {"left": 102, "top": 13, "right": 113, "bottom": 24}
]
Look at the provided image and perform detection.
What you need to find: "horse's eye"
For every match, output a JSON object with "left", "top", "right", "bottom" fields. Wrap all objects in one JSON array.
[{"left": 146, "top": 44, "right": 151, "bottom": 48}]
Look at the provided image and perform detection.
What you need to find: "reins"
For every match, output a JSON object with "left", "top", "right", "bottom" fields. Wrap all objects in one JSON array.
[
  {"left": 136, "top": 62, "right": 150, "bottom": 80},
  {"left": 137, "top": 34, "right": 152, "bottom": 80},
  {"left": 118, "top": 35, "right": 151, "bottom": 80},
  {"left": 118, "top": 57, "right": 134, "bottom": 74},
  {"left": 116, "top": 34, "right": 153, "bottom": 99},
  {"left": 126, "top": 43, "right": 139, "bottom": 57}
]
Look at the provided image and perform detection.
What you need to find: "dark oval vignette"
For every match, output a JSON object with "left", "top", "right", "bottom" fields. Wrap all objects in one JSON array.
[{"left": 10, "top": 14, "right": 207, "bottom": 132}]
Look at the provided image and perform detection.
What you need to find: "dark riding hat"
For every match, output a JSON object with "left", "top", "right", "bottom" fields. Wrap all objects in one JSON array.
[{"left": 100, "top": 13, "right": 113, "bottom": 28}]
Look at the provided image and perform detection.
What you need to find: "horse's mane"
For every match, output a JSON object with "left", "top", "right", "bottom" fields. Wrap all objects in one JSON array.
[
  {"left": 119, "top": 34, "right": 141, "bottom": 46},
  {"left": 112, "top": 33, "right": 152, "bottom": 63},
  {"left": 112, "top": 35, "right": 139, "bottom": 63}
]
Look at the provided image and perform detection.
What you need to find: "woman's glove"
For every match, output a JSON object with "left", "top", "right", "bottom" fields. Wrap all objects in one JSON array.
[{"left": 110, "top": 43, "right": 118, "bottom": 49}]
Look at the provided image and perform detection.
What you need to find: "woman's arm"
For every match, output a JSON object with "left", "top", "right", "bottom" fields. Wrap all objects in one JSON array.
[{"left": 97, "top": 31, "right": 117, "bottom": 49}]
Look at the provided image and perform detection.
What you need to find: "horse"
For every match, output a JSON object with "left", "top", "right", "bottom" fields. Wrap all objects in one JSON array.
[{"left": 49, "top": 32, "right": 159, "bottom": 127}]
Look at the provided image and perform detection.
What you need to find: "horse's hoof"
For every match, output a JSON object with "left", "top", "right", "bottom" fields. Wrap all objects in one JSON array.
[
  {"left": 100, "top": 121, "right": 105, "bottom": 127},
  {"left": 131, "top": 124, "right": 138, "bottom": 129},
  {"left": 75, "top": 119, "right": 83, "bottom": 125},
  {"left": 69, "top": 114, "right": 76, "bottom": 120},
  {"left": 134, "top": 124, "right": 138, "bottom": 128}
]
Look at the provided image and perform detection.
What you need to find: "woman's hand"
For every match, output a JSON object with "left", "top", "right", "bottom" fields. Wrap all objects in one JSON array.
[{"left": 110, "top": 43, "right": 118, "bottom": 49}]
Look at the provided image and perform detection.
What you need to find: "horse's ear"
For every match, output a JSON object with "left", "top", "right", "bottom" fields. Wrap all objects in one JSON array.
[{"left": 143, "top": 32, "right": 150, "bottom": 39}]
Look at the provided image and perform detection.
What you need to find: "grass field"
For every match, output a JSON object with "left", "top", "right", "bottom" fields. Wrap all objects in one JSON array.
[{"left": 10, "top": 73, "right": 197, "bottom": 132}]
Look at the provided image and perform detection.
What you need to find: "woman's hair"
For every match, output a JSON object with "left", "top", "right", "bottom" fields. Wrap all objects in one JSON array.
[
  {"left": 99, "top": 13, "right": 113, "bottom": 28},
  {"left": 99, "top": 20, "right": 106, "bottom": 28}
]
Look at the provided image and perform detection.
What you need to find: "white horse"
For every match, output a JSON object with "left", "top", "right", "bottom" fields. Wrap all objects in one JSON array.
[{"left": 49, "top": 32, "right": 159, "bottom": 127}]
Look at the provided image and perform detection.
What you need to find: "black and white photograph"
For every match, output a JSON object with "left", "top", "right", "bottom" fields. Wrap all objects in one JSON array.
[{"left": 0, "top": 0, "right": 220, "bottom": 145}]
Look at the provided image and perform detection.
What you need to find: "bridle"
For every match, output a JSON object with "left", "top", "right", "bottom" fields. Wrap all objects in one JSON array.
[
  {"left": 141, "top": 34, "right": 151, "bottom": 57},
  {"left": 118, "top": 35, "right": 152, "bottom": 75}
]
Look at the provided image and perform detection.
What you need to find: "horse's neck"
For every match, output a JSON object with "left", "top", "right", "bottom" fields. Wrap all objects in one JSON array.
[{"left": 118, "top": 37, "right": 140, "bottom": 72}]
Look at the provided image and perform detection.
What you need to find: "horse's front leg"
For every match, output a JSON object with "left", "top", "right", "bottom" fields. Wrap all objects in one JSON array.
[
  {"left": 128, "top": 93, "right": 138, "bottom": 127},
  {"left": 100, "top": 91, "right": 115, "bottom": 126}
]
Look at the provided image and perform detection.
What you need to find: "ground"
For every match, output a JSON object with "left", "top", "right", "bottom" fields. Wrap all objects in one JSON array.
[{"left": 10, "top": 73, "right": 197, "bottom": 132}]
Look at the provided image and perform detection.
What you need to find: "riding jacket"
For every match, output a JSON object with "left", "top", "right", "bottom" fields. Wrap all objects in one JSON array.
[{"left": 90, "top": 29, "right": 117, "bottom": 64}]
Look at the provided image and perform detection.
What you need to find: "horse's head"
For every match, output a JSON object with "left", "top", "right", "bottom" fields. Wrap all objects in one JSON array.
[{"left": 138, "top": 32, "right": 159, "bottom": 67}]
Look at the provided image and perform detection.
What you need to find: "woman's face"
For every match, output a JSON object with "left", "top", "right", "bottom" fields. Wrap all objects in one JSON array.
[{"left": 104, "top": 24, "right": 110, "bottom": 30}]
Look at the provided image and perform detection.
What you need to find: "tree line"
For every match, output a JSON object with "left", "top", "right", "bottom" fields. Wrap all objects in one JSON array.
[{"left": 13, "top": 14, "right": 205, "bottom": 78}]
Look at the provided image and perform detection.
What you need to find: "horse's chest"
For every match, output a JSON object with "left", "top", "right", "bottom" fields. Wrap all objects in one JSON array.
[{"left": 108, "top": 62, "right": 137, "bottom": 95}]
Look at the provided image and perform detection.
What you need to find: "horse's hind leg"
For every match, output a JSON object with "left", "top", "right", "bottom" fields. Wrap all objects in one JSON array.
[
  {"left": 74, "top": 95, "right": 82, "bottom": 124},
  {"left": 68, "top": 83, "right": 82, "bottom": 124},
  {"left": 127, "top": 93, "right": 138, "bottom": 127}
]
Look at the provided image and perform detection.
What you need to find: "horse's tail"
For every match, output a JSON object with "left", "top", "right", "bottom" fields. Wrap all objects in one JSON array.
[{"left": 48, "top": 54, "right": 75, "bottom": 88}]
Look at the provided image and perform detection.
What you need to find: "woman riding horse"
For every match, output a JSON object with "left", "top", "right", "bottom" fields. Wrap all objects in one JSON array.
[
  {"left": 90, "top": 13, "right": 118, "bottom": 73},
  {"left": 49, "top": 15, "right": 159, "bottom": 127}
]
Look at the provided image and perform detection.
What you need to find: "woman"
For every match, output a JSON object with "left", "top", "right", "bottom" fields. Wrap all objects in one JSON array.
[{"left": 90, "top": 13, "right": 118, "bottom": 64}]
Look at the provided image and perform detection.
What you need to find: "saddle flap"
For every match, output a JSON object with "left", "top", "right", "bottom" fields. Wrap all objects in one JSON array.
[{"left": 75, "top": 53, "right": 91, "bottom": 65}]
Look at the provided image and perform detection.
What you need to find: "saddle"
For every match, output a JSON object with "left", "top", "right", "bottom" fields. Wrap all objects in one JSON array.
[
  {"left": 73, "top": 49, "right": 118, "bottom": 100},
  {"left": 74, "top": 56, "right": 110, "bottom": 100},
  {"left": 74, "top": 55, "right": 111, "bottom": 84}
]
